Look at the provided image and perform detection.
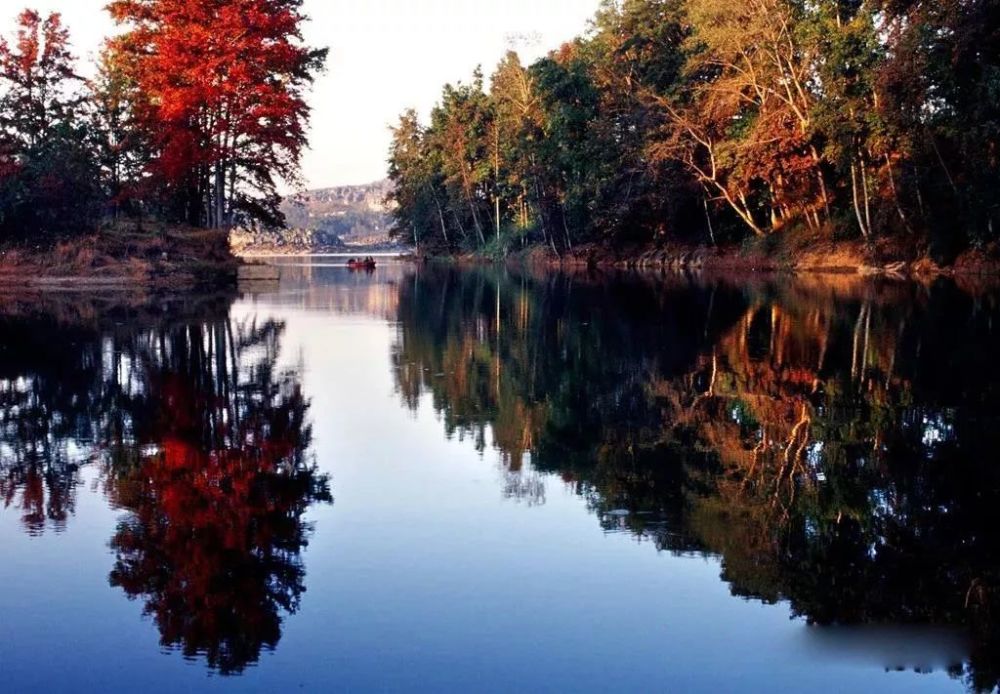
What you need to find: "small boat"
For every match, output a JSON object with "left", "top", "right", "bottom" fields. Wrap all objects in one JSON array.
[{"left": 347, "top": 257, "right": 377, "bottom": 271}]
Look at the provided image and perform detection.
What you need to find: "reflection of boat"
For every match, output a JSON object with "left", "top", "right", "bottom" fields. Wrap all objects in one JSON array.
[{"left": 347, "top": 258, "right": 377, "bottom": 271}]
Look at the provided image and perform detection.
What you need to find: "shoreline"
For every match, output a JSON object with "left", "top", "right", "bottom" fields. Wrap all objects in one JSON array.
[
  {"left": 7, "top": 232, "right": 999, "bottom": 292},
  {"left": 236, "top": 250, "right": 413, "bottom": 259},
  {"left": 419, "top": 238, "right": 1000, "bottom": 279}
]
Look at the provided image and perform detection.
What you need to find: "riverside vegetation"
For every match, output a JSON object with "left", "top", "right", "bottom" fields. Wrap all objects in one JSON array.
[
  {"left": 387, "top": 0, "right": 1000, "bottom": 272},
  {"left": 0, "top": 3, "right": 325, "bottom": 284}
]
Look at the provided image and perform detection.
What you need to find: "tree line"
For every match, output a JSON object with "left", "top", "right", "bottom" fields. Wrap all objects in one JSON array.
[
  {"left": 0, "top": 2, "right": 325, "bottom": 240},
  {"left": 388, "top": 0, "right": 1000, "bottom": 261}
]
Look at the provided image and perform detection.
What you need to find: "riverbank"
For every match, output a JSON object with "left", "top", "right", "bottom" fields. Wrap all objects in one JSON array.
[
  {"left": 428, "top": 233, "right": 1000, "bottom": 278},
  {"left": 0, "top": 223, "right": 239, "bottom": 291}
]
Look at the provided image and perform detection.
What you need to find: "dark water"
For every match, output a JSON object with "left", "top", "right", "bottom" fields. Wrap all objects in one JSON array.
[{"left": 1, "top": 261, "right": 999, "bottom": 692}]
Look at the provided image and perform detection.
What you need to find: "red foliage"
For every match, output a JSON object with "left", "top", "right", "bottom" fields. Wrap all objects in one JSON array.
[
  {"left": 107, "top": 364, "right": 327, "bottom": 674},
  {"left": 106, "top": 0, "right": 326, "bottom": 226}
]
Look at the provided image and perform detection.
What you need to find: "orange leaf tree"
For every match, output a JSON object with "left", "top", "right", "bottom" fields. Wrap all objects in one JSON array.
[{"left": 106, "top": 0, "right": 327, "bottom": 229}]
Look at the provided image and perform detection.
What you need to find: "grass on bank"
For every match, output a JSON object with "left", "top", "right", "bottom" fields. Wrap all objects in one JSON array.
[{"left": 0, "top": 220, "right": 238, "bottom": 286}]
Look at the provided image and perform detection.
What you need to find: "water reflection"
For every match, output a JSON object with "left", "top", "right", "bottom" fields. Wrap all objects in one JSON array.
[
  {"left": 802, "top": 625, "right": 971, "bottom": 675},
  {"left": 258, "top": 262, "right": 403, "bottom": 319},
  {"left": 3, "top": 268, "right": 1000, "bottom": 689},
  {"left": 0, "top": 294, "right": 330, "bottom": 674},
  {"left": 392, "top": 266, "right": 1000, "bottom": 690}
]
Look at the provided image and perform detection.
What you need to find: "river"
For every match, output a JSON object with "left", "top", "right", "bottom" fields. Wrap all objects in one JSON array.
[{"left": 0, "top": 259, "right": 997, "bottom": 692}]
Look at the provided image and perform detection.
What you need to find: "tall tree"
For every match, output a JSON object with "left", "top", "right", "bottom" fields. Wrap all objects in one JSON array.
[
  {"left": 388, "top": 109, "right": 450, "bottom": 250},
  {"left": 0, "top": 10, "right": 98, "bottom": 237},
  {"left": 489, "top": 51, "right": 543, "bottom": 241},
  {"left": 877, "top": 0, "right": 1000, "bottom": 257},
  {"left": 427, "top": 71, "right": 494, "bottom": 246},
  {"left": 589, "top": 0, "right": 692, "bottom": 241},
  {"left": 86, "top": 48, "right": 150, "bottom": 219},
  {"left": 106, "top": 0, "right": 327, "bottom": 229},
  {"left": 651, "top": 0, "right": 830, "bottom": 236},
  {"left": 532, "top": 43, "right": 612, "bottom": 250}
]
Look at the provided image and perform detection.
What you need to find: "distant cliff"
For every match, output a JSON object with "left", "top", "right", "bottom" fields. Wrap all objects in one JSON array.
[
  {"left": 281, "top": 180, "right": 394, "bottom": 244},
  {"left": 231, "top": 180, "right": 399, "bottom": 254}
]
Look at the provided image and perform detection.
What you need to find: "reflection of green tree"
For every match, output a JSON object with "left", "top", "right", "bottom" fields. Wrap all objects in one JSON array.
[
  {"left": 393, "top": 264, "right": 746, "bottom": 527},
  {"left": 393, "top": 269, "right": 1000, "bottom": 690},
  {"left": 664, "top": 285, "right": 1000, "bottom": 691}
]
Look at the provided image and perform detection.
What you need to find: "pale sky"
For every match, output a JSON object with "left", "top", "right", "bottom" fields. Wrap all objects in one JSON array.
[{"left": 7, "top": 0, "right": 601, "bottom": 190}]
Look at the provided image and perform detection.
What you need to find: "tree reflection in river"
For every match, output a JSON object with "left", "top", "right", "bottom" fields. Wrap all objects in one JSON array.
[
  {"left": 104, "top": 315, "right": 331, "bottom": 675},
  {"left": 0, "top": 296, "right": 330, "bottom": 675},
  {"left": 3, "top": 270, "right": 1000, "bottom": 687},
  {"left": 392, "top": 267, "right": 1000, "bottom": 691},
  {"left": 0, "top": 305, "right": 160, "bottom": 535},
  {"left": 393, "top": 266, "right": 747, "bottom": 514}
]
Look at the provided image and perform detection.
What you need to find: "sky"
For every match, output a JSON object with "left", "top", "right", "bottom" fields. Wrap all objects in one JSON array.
[{"left": 10, "top": 0, "right": 601, "bottom": 190}]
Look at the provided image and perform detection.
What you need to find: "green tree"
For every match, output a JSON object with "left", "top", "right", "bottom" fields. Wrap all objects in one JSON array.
[
  {"left": 388, "top": 109, "right": 450, "bottom": 250},
  {"left": 0, "top": 10, "right": 99, "bottom": 237},
  {"left": 427, "top": 70, "right": 495, "bottom": 248}
]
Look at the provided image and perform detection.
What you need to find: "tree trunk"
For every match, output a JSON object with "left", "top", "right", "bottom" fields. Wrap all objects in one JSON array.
[
  {"left": 859, "top": 154, "right": 872, "bottom": 235},
  {"left": 430, "top": 188, "right": 449, "bottom": 245},
  {"left": 469, "top": 199, "right": 485, "bottom": 246},
  {"left": 703, "top": 196, "right": 716, "bottom": 246},
  {"left": 850, "top": 161, "right": 869, "bottom": 238},
  {"left": 561, "top": 207, "right": 573, "bottom": 251},
  {"left": 884, "top": 154, "right": 909, "bottom": 230},
  {"left": 215, "top": 165, "right": 226, "bottom": 230}
]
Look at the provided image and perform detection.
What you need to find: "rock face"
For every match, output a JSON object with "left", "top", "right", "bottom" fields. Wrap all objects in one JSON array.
[
  {"left": 281, "top": 180, "right": 394, "bottom": 244},
  {"left": 230, "top": 180, "right": 397, "bottom": 254}
]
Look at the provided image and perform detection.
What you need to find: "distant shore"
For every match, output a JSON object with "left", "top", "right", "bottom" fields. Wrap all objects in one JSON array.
[{"left": 233, "top": 243, "right": 414, "bottom": 259}]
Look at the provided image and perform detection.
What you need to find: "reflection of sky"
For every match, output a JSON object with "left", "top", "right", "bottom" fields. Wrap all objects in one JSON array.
[
  {"left": 922, "top": 413, "right": 956, "bottom": 450},
  {"left": 0, "top": 265, "right": 970, "bottom": 692},
  {"left": 225, "top": 267, "right": 961, "bottom": 692}
]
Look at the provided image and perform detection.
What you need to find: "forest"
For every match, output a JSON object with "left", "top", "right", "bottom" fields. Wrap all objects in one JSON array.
[
  {"left": 388, "top": 0, "right": 1000, "bottom": 263},
  {"left": 0, "top": 2, "right": 325, "bottom": 241}
]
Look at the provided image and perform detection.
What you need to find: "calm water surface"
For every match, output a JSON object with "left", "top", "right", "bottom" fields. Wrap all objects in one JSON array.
[{"left": 1, "top": 261, "right": 998, "bottom": 692}]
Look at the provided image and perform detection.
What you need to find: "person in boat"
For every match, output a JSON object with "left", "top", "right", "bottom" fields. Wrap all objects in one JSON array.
[{"left": 347, "top": 256, "right": 376, "bottom": 270}]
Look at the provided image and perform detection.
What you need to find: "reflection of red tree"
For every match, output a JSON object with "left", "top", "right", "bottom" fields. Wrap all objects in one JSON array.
[{"left": 107, "top": 342, "right": 330, "bottom": 675}]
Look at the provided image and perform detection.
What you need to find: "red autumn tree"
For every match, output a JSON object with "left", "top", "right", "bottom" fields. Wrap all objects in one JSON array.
[{"left": 105, "top": 0, "right": 326, "bottom": 229}]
